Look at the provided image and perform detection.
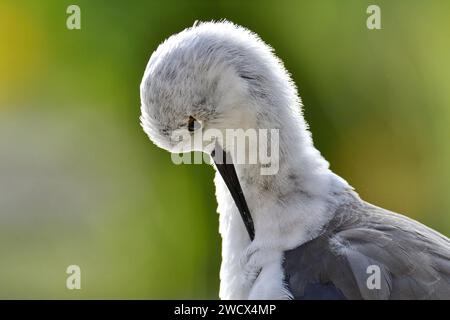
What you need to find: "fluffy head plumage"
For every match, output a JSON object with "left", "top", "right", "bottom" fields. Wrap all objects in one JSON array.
[{"left": 139, "top": 20, "right": 303, "bottom": 153}]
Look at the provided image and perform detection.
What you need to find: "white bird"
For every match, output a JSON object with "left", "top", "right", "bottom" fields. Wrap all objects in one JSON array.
[{"left": 140, "top": 21, "right": 450, "bottom": 299}]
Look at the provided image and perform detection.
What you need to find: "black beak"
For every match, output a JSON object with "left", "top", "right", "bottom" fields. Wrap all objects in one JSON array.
[{"left": 211, "top": 144, "right": 255, "bottom": 241}]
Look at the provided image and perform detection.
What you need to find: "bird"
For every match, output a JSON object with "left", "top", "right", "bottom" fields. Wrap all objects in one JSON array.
[{"left": 139, "top": 20, "right": 450, "bottom": 300}]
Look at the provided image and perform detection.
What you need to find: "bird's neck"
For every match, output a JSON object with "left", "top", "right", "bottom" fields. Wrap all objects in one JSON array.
[{"left": 219, "top": 108, "right": 350, "bottom": 250}]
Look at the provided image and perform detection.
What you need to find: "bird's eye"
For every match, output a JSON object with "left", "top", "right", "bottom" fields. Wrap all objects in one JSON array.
[{"left": 188, "top": 116, "right": 201, "bottom": 132}]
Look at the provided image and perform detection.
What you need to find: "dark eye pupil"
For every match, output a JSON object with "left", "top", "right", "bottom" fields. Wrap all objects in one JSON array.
[{"left": 188, "top": 116, "right": 197, "bottom": 132}]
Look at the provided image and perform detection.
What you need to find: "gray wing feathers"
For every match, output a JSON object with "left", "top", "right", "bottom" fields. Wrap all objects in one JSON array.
[{"left": 283, "top": 198, "right": 450, "bottom": 300}]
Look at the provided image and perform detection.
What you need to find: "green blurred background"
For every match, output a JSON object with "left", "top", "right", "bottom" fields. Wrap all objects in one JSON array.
[{"left": 0, "top": 0, "right": 449, "bottom": 299}]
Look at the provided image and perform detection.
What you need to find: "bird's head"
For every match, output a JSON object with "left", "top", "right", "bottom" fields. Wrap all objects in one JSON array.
[{"left": 140, "top": 20, "right": 300, "bottom": 156}]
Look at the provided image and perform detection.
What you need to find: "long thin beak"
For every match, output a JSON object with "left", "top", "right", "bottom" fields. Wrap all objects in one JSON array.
[{"left": 211, "top": 144, "right": 255, "bottom": 241}]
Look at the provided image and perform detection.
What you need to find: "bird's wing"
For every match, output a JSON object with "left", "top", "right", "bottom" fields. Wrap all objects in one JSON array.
[{"left": 283, "top": 201, "right": 450, "bottom": 300}]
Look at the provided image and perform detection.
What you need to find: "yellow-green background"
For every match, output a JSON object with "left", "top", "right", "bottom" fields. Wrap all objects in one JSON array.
[{"left": 0, "top": 0, "right": 449, "bottom": 299}]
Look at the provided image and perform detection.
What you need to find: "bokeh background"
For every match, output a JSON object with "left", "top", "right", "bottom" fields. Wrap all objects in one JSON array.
[{"left": 1, "top": 0, "right": 449, "bottom": 299}]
